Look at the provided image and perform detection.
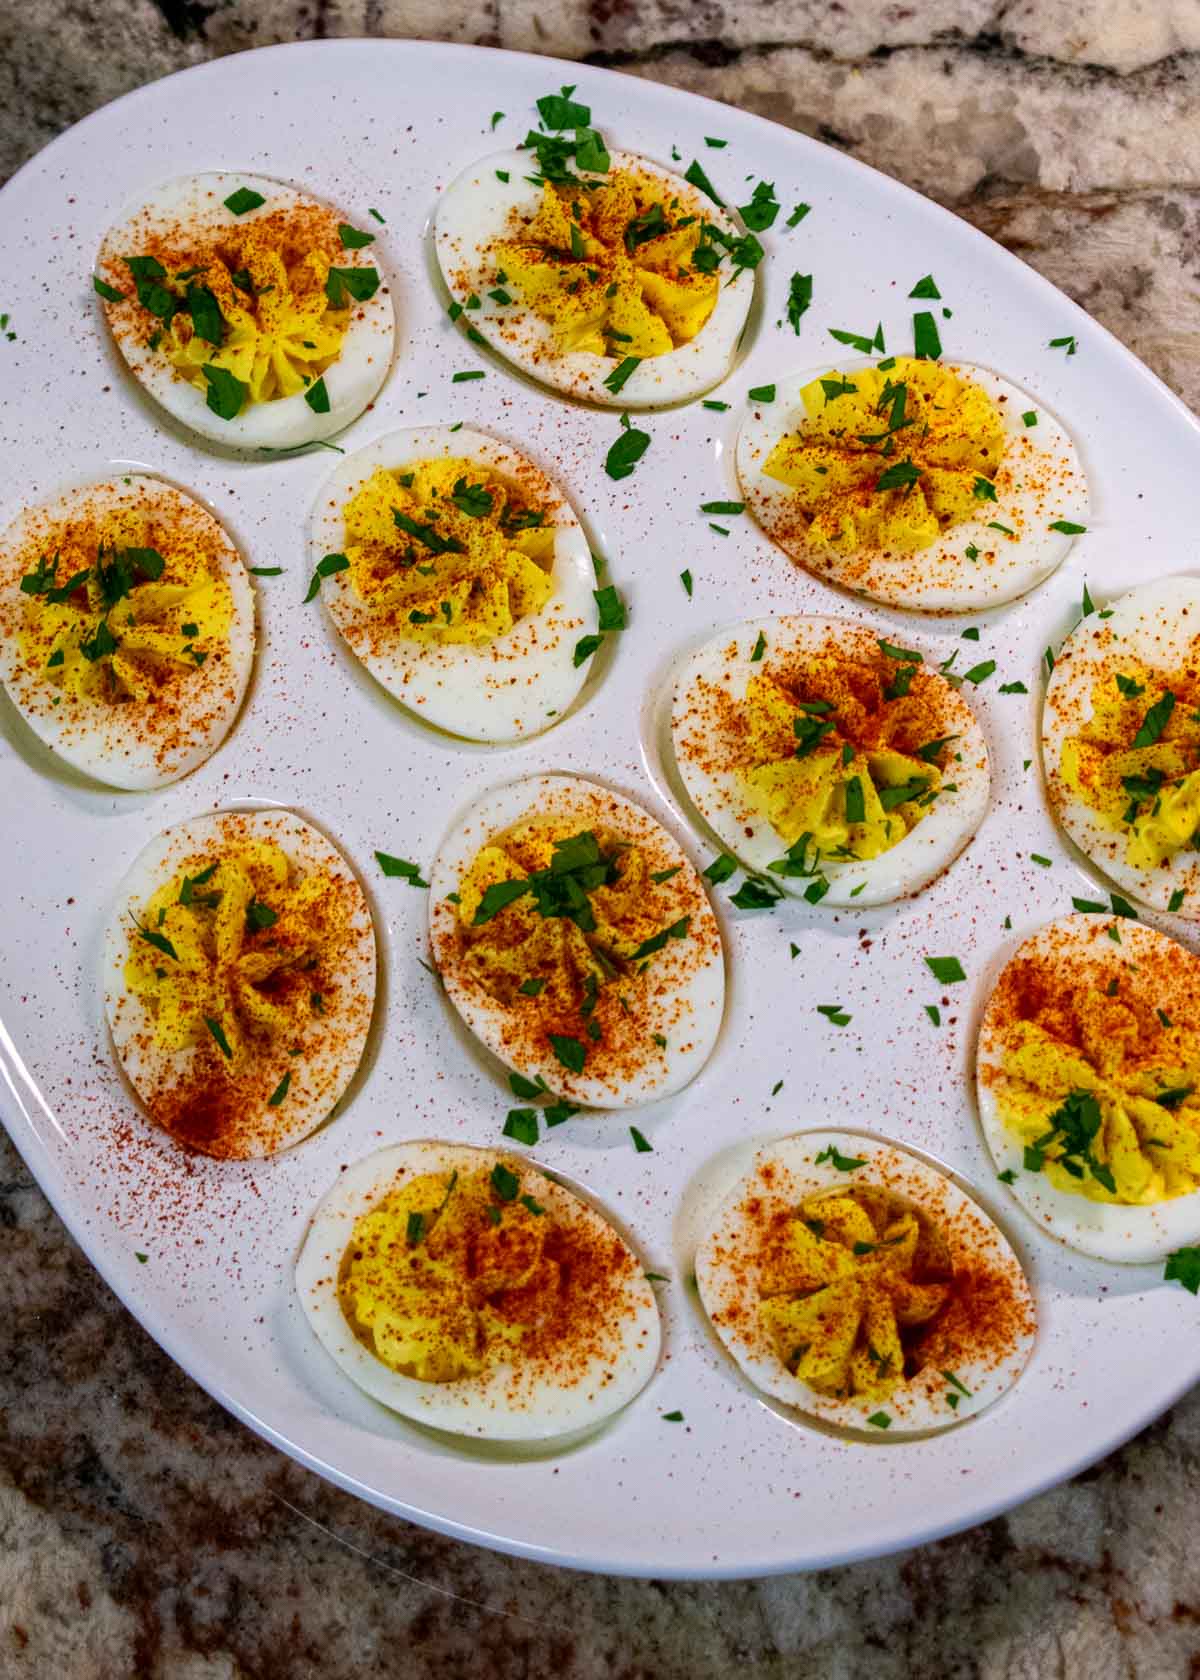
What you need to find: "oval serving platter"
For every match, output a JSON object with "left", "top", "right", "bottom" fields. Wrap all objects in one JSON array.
[{"left": 1, "top": 39, "right": 1199, "bottom": 1579}]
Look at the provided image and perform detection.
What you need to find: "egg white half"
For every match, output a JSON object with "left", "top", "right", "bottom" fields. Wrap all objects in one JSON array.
[
  {"left": 96, "top": 172, "right": 394, "bottom": 449},
  {"left": 977, "top": 913, "right": 1200, "bottom": 1261},
  {"left": 695, "top": 1130, "right": 1037, "bottom": 1436},
  {"left": 434, "top": 148, "right": 753, "bottom": 408},
  {"left": 668, "top": 615, "right": 991, "bottom": 907},
  {"left": 0, "top": 475, "right": 254, "bottom": 789},
  {"left": 428, "top": 773, "right": 726, "bottom": 1108},
  {"left": 735, "top": 360, "right": 1088, "bottom": 612},
  {"left": 310, "top": 426, "right": 598, "bottom": 742},
  {"left": 1042, "top": 575, "right": 1200, "bottom": 918},
  {"left": 104, "top": 808, "right": 376, "bottom": 1158},
  {"left": 295, "top": 1140, "right": 662, "bottom": 1441}
]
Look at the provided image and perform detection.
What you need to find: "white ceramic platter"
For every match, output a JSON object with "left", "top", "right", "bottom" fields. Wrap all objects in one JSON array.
[{"left": 2, "top": 39, "right": 1199, "bottom": 1580}]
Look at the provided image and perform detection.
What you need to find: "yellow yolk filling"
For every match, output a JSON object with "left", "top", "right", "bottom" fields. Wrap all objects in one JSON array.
[
  {"left": 763, "top": 357, "right": 1008, "bottom": 554},
  {"left": 996, "top": 998, "right": 1200, "bottom": 1204},
  {"left": 342, "top": 458, "right": 555, "bottom": 645},
  {"left": 124, "top": 839, "right": 349, "bottom": 1062},
  {"left": 455, "top": 818, "right": 684, "bottom": 1012},
  {"left": 159, "top": 226, "right": 349, "bottom": 406},
  {"left": 338, "top": 1167, "right": 555, "bottom": 1382},
  {"left": 1060, "top": 666, "right": 1200, "bottom": 870},
  {"left": 18, "top": 506, "right": 232, "bottom": 704},
  {"left": 494, "top": 173, "right": 719, "bottom": 358},
  {"left": 739, "top": 668, "right": 941, "bottom": 858},
  {"left": 758, "top": 1185, "right": 952, "bottom": 1402}
]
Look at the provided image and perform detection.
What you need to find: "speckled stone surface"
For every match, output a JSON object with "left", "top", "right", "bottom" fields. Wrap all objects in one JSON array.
[{"left": 3, "top": 6, "right": 1200, "bottom": 1676}]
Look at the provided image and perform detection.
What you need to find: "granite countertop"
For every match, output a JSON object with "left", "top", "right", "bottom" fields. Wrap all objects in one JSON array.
[{"left": 3, "top": 5, "right": 1200, "bottom": 1676}]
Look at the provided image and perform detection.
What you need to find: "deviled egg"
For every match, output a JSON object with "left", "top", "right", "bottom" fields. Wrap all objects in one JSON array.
[
  {"left": 296, "top": 1140, "right": 661, "bottom": 1440},
  {"left": 977, "top": 913, "right": 1200, "bottom": 1261},
  {"left": 435, "top": 144, "right": 755, "bottom": 407},
  {"left": 104, "top": 808, "right": 376, "bottom": 1158},
  {"left": 428, "top": 774, "right": 725, "bottom": 1108},
  {"left": 95, "top": 173, "right": 393, "bottom": 448},
  {"left": 696, "top": 1131, "right": 1036, "bottom": 1436},
  {"left": 736, "top": 357, "right": 1088, "bottom": 611},
  {"left": 1043, "top": 576, "right": 1200, "bottom": 918},
  {"left": 0, "top": 474, "right": 253, "bottom": 788},
  {"left": 670, "top": 616, "right": 990, "bottom": 906},
  {"left": 309, "top": 426, "right": 598, "bottom": 741}
]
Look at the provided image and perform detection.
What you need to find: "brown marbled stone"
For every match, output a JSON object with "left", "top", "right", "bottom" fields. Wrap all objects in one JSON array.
[{"left": 2, "top": 6, "right": 1200, "bottom": 1675}]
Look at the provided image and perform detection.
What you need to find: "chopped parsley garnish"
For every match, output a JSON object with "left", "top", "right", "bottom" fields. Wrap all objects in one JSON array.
[
  {"left": 786, "top": 272, "right": 813, "bottom": 332},
  {"left": 651, "top": 866, "right": 682, "bottom": 884},
  {"left": 603, "top": 356, "right": 641, "bottom": 395},
  {"left": 303, "top": 375, "right": 330, "bottom": 414},
  {"left": 786, "top": 203, "right": 811, "bottom": 226},
  {"left": 406, "top": 1211, "right": 425, "bottom": 1246},
  {"left": 536, "top": 85, "right": 591, "bottom": 129},
  {"left": 972, "top": 476, "right": 997, "bottom": 502},
  {"left": 909, "top": 274, "right": 940, "bottom": 298},
  {"left": 924, "top": 956, "right": 965, "bottom": 983},
  {"left": 573, "top": 633, "right": 604, "bottom": 667},
  {"left": 338, "top": 223, "right": 375, "bottom": 249},
  {"left": 374, "top": 852, "right": 428, "bottom": 886},
  {"left": 452, "top": 369, "right": 485, "bottom": 382},
  {"left": 1132, "top": 691, "right": 1175, "bottom": 749},
  {"left": 1115, "top": 673, "right": 1145, "bottom": 698},
  {"left": 866, "top": 1411, "right": 891, "bottom": 1429},
  {"left": 325, "top": 266, "right": 380, "bottom": 307},
  {"left": 1023, "top": 1089, "right": 1115, "bottom": 1191},
  {"left": 1165, "top": 1248, "right": 1200, "bottom": 1293},
  {"left": 201, "top": 364, "right": 246, "bottom": 421},
  {"left": 878, "top": 639, "right": 923, "bottom": 664},
  {"left": 490, "top": 1162, "right": 520, "bottom": 1202},
  {"left": 549, "top": 1034, "right": 586, "bottom": 1074},
  {"left": 223, "top": 187, "right": 266, "bottom": 215},
  {"left": 449, "top": 477, "right": 493, "bottom": 518},
  {"left": 828, "top": 326, "right": 877, "bottom": 354},
  {"left": 303, "top": 551, "right": 350, "bottom": 602},
  {"left": 1049, "top": 335, "right": 1078, "bottom": 355},
  {"left": 503, "top": 1109, "right": 539, "bottom": 1146},
  {"left": 997, "top": 1167, "right": 1016, "bottom": 1184},
  {"left": 814, "top": 1144, "right": 866, "bottom": 1171},
  {"left": 680, "top": 569, "right": 693, "bottom": 597},
  {"left": 630, "top": 1126, "right": 653, "bottom": 1153},
  {"left": 875, "top": 459, "right": 922, "bottom": 493},
  {"left": 630, "top": 917, "right": 691, "bottom": 961},
  {"left": 204, "top": 1016, "right": 234, "bottom": 1059},
  {"left": 393, "top": 509, "right": 465, "bottom": 556},
  {"left": 700, "top": 500, "right": 745, "bottom": 516},
  {"left": 605, "top": 420, "right": 650, "bottom": 481},
  {"left": 817, "top": 1004, "right": 851, "bottom": 1026},
  {"left": 730, "top": 876, "right": 784, "bottom": 909},
  {"left": 998, "top": 681, "right": 1028, "bottom": 695},
  {"left": 912, "top": 310, "right": 942, "bottom": 359},
  {"left": 683, "top": 159, "right": 724, "bottom": 205},
  {"left": 750, "top": 631, "right": 767, "bottom": 662},
  {"left": 703, "top": 854, "right": 737, "bottom": 884},
  {"left": 245, "top": 899, "right": 278, "bottom": 931},
  {"left": 267, "top": 1071, "right": 291, "bottom": 1107},
  {"left": 1049, "top": 519, "right": 1087, "bottom": 535},
  {"left": 92, "top": 274, "right": 124, "bottom": 302},
  {"left": 593, "top": 584, "right": 626, "bottom": 632},
  {"left": 962, "top": 659, "right": 996, "bottom": 685},
  {"left": 1168, "top": 888, "right": 1187, "bottom": 912},
  {"left": 739, "top": 180, "right": 779, "bottom": 230},
  {"left": 747, "top": 383, "right": 775, "bottom": 403},
  {"left": 924, "top": 1004, "right": 941, "bottom": 1026}
]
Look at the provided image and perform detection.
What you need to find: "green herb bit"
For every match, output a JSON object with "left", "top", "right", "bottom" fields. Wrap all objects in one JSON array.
[
  {"left": 786, "top": 203, "right": 811, "bottom": 226},
  {"left": 680, "top": 569, "right": 693, "bottom": 597},
  {"left": 303, "top": 376, "right": 330, "bottom": 414},
  {"left": 303, "top": 551, "right": 350, "bottom": 602},
  {"left": 747, "top": 383, "right": 775, "bottom": 403},
  {"left": 683, "top": 159, "right": 724, "bottom": 205},
  {"left": 924, "top": 1004, "right": 941, "bottom": 1026},
  {"left": 1051, "top": 519, "right": 1087, "bottom": 535},
  {"left": 925, "top": 956, "right": 965, "bottom": 984},
  {"left": 730, "top": 876, "right": 784, "bottom": 909},
  {"left": 267, "top": 1071, "right": 291, "bottom": 1107},
  {"left": 375, "top": 852, "right": 429, "bottom": 886},
  {"left": 909, "top": 274, "right": 941, "bottom": 298},
  {"left": 814, "top": 1144, "right": 866, "bottom": 1171},
  {"left": 503, "top": 1109, "right": 539, "bottom": 1146},
  {"left": 1049, "top": 335, "right": 1078, "bottom": 355},
  {"left": 325, "top": 266, "right": 380, "bottom": 307},
  {"left": 786, "top": 271, "right": 812, "bottom": 332},
  {"left": 491, "top": 1161, "right": 520, "bottom": 1202},
  {"left": 1165, "top": 1248, "right": 1200, "bottom": 1293},
  {"left": 201, "top": 364, "right": 246, "bottom": 421},
  {"left": 204, "top": 1015, "right": 234, "bottom": 1059},
  {"left": 93, "top": 274, "right": 124, "bottom": 302},
  {"left": 223, "top": 187, "right": 266, "bottom": 215},
  {"left": 630, "top": 1126, "right": 654, "bottom": 1153},
  {"left": 550, "top": 1034, "right": 586, "bottom": 1074},
  {"left": 912, "top": 310, "right": 942, "bottom": 359},
  {"left": 338, "top": 223, "right": 375, "bottom": 249},
  {"left": 817, "top": 1004, "right": 851, "bottom": 1026},
  {"left": 603, "top": 355, "right": 641, "bottom": 395}
]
